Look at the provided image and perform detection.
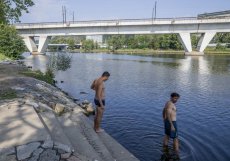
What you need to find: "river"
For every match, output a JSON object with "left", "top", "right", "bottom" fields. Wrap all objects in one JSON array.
[{"left": 23, "top": 52, "right": 230, "bottom": 161}]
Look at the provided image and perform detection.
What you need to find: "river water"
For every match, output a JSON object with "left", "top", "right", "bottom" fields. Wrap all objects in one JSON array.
[{"left": 23, "top": 52, "right": 230, "bottom": 161}]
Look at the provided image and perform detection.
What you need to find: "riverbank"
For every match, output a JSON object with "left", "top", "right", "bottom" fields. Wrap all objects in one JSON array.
[
  {"left": 66, "top": 48, "right": 230, "bottom": 56},
  {"left": 0, "top": 61, "right": 139, "bottom": 161}
]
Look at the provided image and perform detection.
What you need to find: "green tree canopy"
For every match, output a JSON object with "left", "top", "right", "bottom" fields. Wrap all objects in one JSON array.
[
  {"left": 0, "top": 24, "right": 25, "bottom": 58},
  {"left": 0, "top": 0, "right": 34, "bottom": 24}
]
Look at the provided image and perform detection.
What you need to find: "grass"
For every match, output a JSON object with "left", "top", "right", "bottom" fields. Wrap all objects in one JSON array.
[
  {"left": 0, "top": 88, "right": 17, "bottom": 100},
  {"left": 20, "top": 69, "right": 54, "bottom": 85},
  {"left": 0, "top": 53, "right": 11, "bottom": 61}
]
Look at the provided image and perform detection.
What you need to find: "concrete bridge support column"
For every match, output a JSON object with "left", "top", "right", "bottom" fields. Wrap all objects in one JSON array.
[
  {"left": 197, "top": 32, "right": 216, "bottom": 53},
  {"left": 38, "top": 36, "right": 51, "bottom": 53},
  {"left": 178, "top": 33, "right": 192, "bottom": 55},
  {"left": 23, "top": 36, "right": 38, "bottom": 53}
]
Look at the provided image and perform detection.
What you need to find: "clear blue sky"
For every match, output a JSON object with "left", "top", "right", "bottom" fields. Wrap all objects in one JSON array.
[{"left": 21, "top": 0, "right": 230, "bottom": 22}]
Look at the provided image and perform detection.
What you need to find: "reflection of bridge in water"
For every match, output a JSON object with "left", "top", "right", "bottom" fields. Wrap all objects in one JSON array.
[{"left": 15, "top": 17, "right": 230, "bottom": 55}]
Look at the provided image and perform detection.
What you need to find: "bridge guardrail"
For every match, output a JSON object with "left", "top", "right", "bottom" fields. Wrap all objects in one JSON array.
[{"left": 14, "top": 17, "right": 198, "bottom": 26}]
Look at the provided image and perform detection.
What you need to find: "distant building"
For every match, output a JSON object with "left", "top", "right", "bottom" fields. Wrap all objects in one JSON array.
[
  {"left": 198, "top": 10, "right": 230, "bottom": 19},
  {"left": 86, "top": 35, "right": 103, "bottom": 44}
]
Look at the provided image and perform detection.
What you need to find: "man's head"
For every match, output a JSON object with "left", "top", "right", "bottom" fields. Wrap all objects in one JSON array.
[
  {"left": 101, "top": 71, "right": 110, "bottom": 81},
  {"left": 170, "top": 92, "right": 180, "bottom": 103}
]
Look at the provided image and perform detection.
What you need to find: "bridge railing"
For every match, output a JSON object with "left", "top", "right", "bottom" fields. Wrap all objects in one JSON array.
[{"left": 14, "top": 17, "right": 198, "bottom": 26}]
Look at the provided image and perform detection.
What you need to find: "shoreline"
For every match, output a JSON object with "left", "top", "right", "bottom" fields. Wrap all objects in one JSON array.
[
  {"left": 0, "top": 61, "right": 139, "bottom": 161},
  {"left": 64, "top": 48, "right": 230, "bottom": 56}
]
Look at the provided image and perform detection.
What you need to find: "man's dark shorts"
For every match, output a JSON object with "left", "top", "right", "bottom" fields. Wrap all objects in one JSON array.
[
  {"left": 94, "top": 99, "right": 105, "bottom": 107},
  {"left": 164, "top": 119, "right": 178, "bottom": 139}
]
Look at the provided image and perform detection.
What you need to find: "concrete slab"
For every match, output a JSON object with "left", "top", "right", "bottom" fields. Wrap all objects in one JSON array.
[{"left": 0, "top": 104, "right": 50, "bottom": 149}]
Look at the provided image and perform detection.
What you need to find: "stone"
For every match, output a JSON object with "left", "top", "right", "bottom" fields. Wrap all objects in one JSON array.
[
  {"left": 42, "top": 140, "right": 53, "bottom": 149},
  {"left": 86, "top": 103, "right": 94, "bottom": 113},
  {"left": 67, "top": 156, "right": 81, "bottom": 161},
  {"left": 54, "top": 103, "right": 65, "bottom": 115},
  {"left": 0, "top": 155, "right": 17, "bottom": 161},
  {"left": 17, "top": 142, "right": 41, "bottom": 160},
  {"left": 54, "top": 142, "right": 72, "bottom": 153},
  {"left": 58, "top": 149, "right": 66, "bottom": 154},
  {"left": 39, "top": 149, "right": 59, "bottom": 161},
  {"left": 61, "top": 153, "right": 71, "bottom": 159},
  {"left": 0, "top": 147, "right": 15, "bottom": 156},
  {"left": 11, "top": 87, "right": 25, "bottom": 91},
  {"left": 49, "top": 102, "right": 55, "bottom": 109},
  {"left": 28, "top": 148, "right": 44, "bottom": 161},
  {"left": 82, "top": 100, "right": 90, "bottom": 105}
]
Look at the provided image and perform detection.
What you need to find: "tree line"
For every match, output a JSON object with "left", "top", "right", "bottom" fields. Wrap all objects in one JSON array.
[
  {"left": 50, "top": 33, "right": 230, "bottom": 52},
  {"left": 0, "top": 0, "right": 34, "bottom": 59}
]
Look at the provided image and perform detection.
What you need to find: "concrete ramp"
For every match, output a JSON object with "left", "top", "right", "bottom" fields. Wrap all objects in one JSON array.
[{"left": 0, "top": 101, "right": 50, "bottom": 149}]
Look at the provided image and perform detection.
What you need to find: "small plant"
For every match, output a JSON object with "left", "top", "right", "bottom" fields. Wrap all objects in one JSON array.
[{"left": 0, "top": 88, "right": 17, "bottom": 100}]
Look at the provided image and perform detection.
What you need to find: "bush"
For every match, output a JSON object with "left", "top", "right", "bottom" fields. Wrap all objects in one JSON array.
[{"left": 0, "top": 24, "right": 25, "bottom": 59}]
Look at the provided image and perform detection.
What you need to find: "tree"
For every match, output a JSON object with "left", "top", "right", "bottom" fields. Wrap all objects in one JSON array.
[
  {"left": 107, "top": 35, "right": 125, "bottom": 51},
  {"left": 0, "top": 24, "right": 25, "bottom": 58},
  {"left": 82, "top": 40, "right": 95, "bottom": 51},
  {"left": 67, "top": 37, "right": 75, "bottom": 50},
  {"left": 0, "top": 0, "right": 34, "bottom": 23}
]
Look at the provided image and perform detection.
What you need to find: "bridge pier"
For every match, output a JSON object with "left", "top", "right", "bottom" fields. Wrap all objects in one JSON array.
[
  {"left": 178, "top": 33, "right": 193, "bottom": 54},
  {"left": 23, "top": 36, "right": 51, "bottom": 54},
  {"left": 197, "top": 32, "right": 216, "bottom": 52},
  {"left": 23, "top": 36, "right": 38, "bottom": 53},
  {"left": 38, "top": 36, "right": 51, "bottom": 53}
]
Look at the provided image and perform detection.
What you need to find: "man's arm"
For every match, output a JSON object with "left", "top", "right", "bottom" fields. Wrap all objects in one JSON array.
[
  {"left": 90, "top": 80, "right": 96, "bottom": 90},
  {"left": 96, "top": 83, "right": 104, "bottom": 108},
  {"left": 166, "top": 104, "right": 175, "bottom": 131}
]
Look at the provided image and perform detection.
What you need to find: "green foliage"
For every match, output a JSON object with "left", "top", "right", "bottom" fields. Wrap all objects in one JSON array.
[
  {"left": 213, "top": 33, "right": 230, "bottom": 43},
  {"left": 0, "top": 0, "right": 34, "bottom": 23},
  {"left": 0, "top": 24, "right": 25, "bottom": 58},
  {"left": 107, "top": 35, "right": 125, "bottom": 51},
  {"left": 0, "top": 88, "right": 17, "bottom": 100},
  {"left": 82, "top": 39, "right": 95, "bottom": 51},
  {"left": 216, "top": 43, "right": 226, "bottom": 50},
  {"left": 0, "top": 53, "right": 11, "bottom": 60},
  {"left": 106, "top": 34, "right": 183, "bottom": 51},
  {"left": 21, "top": 69, "right": 54, "bottom": 85}
]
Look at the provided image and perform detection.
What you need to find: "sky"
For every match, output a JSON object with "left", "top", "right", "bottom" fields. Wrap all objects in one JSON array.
[{"left": 20, "top": 0, "right": 230, "bottom": 23}]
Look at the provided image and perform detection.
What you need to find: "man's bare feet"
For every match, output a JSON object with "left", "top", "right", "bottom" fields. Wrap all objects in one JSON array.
[{"left": 95, "top": 128, "right": 104, "bottom": 133}]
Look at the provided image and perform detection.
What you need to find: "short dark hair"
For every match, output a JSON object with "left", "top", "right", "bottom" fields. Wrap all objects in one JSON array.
[
  {"left": 171, "top": 92, "right": 180, "bottom": 98},
  {"left": 102, "top": 71, "right": 110, "bottom": 77}
]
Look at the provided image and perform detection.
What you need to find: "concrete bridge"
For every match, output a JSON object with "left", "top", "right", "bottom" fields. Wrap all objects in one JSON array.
[{"left": 15, "top": 17, "right": 230, "bottom": 55}]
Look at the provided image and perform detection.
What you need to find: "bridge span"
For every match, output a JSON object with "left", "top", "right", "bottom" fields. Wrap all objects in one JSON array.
[{"left": 15, "top": 17, "right": 230, "bottom": 55}]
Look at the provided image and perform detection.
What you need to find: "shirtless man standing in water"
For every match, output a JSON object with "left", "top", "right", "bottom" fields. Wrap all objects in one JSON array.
[
  {"left": 163, "top": 92, "right": 180, "bottom": 154},
  {"left": 91, "top": 71, "right": 110, "bottom": 133}
]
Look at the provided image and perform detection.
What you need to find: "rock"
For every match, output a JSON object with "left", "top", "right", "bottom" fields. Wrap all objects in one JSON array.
[
  {"left": 39, "top": 149, "right": 60, "bottom": 161},
  {"left": 0, "top": 155, "right": 17, "bottom": 161},
  {"left": 48, "top": 102, "right": 56, "bottom": 109},
  {"left": 17, "top": 142, "right": 41, "bottom": 160},
  {"left": 28, "top": 148, "right": 44, "bottom": 161},
  {"left": 67, "top": 156, "right": 81, "bottom": 161},
  {"left": 0, "top": 147, "right": 15, "bottom": 156},
  {"left": 61, "top": 153, "right": 72, "bottom": 159},
  {"left": 73, "top": 98, "right": 80, "bottom": 102},
  {"left": 11, "top": 87, "right": 25, "bottom": 91},
  {"left": 54, "top": 142, "right": 72, "bottom": 153},
  {"left": 58, "top": 149, "right": 66, "bottom": 154},
  {"left": 42, "top": 139, "right": 53, "bottom": 149},
  {"left": 86, "top": 103, "right": 94, "bottom": 113},
  {"left": 79, "top": 92, "right": 88, "bottom": 95},
  {"left": 82, "top": 100, "right": 90, "bottom": 105},
  {"left": 54, "top": 103, "right": 65, "bottom": 115}
]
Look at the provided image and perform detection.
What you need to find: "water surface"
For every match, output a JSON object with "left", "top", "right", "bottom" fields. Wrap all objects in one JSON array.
[{"left": 23, "top": 52, "right": 230, "bottom": 161}]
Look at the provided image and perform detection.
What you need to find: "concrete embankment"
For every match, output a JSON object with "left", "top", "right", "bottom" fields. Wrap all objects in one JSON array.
[{"left": 0, "top": 62, "right": 139, "bottom": 161}]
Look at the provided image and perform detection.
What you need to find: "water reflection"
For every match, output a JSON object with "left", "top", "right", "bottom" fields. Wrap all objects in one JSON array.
[{"left": 48, "top": 52, "right": 72, "bottom": 71}]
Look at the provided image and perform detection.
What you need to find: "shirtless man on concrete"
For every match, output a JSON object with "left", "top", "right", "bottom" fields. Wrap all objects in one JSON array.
[
  {"left": 162, "top": 92, "right": 180, "bottom": 154},
  {"left": 91, "top": 71, "right": 110, "bottom": 133}
]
